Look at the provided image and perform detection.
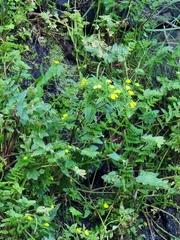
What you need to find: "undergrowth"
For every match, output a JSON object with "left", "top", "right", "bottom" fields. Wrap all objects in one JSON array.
[{"left": 0, "top": 0, "right": 180, "bottom": 239}]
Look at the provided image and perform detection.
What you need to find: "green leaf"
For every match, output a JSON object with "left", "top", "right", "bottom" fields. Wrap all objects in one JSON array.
[
  {"left": 5, "top": 209, "right": 23, "bottom": 218},
  {"left": 17, "top": 197, "right": 36, "bottom": 207},
  {"left": 135, "top": 68, "right": 145, "bottom": 75},
  {"left": 73, "top": 166, "right": 87, "bottom": 178},
  {"left": 136, "top": 171, "right": 169, "bottom": 190},
  {"left": 43, "top": 236, "right": 55, "bottom": 240},
  {"left": 37, "top": 65, "right": 63, "bottom": 87},
  {"left": 108, "top": 152, "right": 120, "bottom": 161},
  {"left": 36, "top": 206, "right": 52, "bottom": 215},
  {"left": 69, "top": 206, "right": 83, "bottom": 217},
  {"left": 83, "top": 209, "right": 91, "bottom": 218},
  {"left": 12, "top": 182, "right": 24, "bottom": 194},
  {"left": 140, "top": 110, "right": 159, "bottom": 125},
  {"left": 27, "top": 169, "right": 40, "bottom": 180},
  {"left": 31, "top": 149, "right": 45, "bottom": 156},
  {"left": 85, "top": 104, "right": 96, "bottom": 123},
  {"left": 0, "top": 230, "right": 8, "bottom": 234},
  {"left": 81, "top": 146, "right": 99, "bottom": 158},
  {"left": 102, "top": 171, "right": 122, "bottom": 188},
  {"left": 4, "top": 23, "right": 15, "bottom": 31},
  {"left": 17, "top": 90, "right": 27, "bottom": 103},
  {"left": 32, "top": 137, "right": 46, "bottom": 150},
  {"left": 142, "top": 135, "right": 165, "bottom": 148}
]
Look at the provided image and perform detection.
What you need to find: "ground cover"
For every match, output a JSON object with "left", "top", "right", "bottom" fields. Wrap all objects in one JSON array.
[{"left": 0, "top": 0, "right": 180, "bottom": 239}]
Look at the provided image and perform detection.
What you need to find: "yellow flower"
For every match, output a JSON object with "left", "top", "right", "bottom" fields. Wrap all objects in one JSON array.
[
  {"left": 125, "top": 85, "right": 131, "bottom": 91},
  {"left": 54, "top": 60, "right": 59, "bottom": 65},
  {"left": 62, "top": 113, "right": 68, "bottom": 120},
  {"left": 109, "top": 93, "right": 118, "bottom": 100},
  {"left": 126, "top": 79, "right": 131, "bottom": 84},
  {"left": 65, "top": 149, "right": 69, "bottom": 153},
  {"left": 114, "top": 89, "right": 121, "bottom": 94},
  {"left": 27, "top": 215, "right": 33, "bottom": 221},
  {"left": 130, "top": 101, "right": 136, "bottom": 108},
  {"left": 93, "top": 84, "right": 102, "bottom": 89},
  {"left": 23, "top": 156, "right": 28, "bottom": 161},
  {"left": 103, "top": 203, "right": 109, "bottom": 209},
  {"left": 109, "top": 84, "right": 115, "bottom": 89},
  {"left": 76, "top": 228, "right": 82, "bottom": 233},
  {"left": 81, "top": 78, "right": 88, "bottom": 86},
  {"left": 135, "top": 83, "right": 140, "bottom": 87},
  {"left": 106, "top": 79, "right": 112, "bottom": 83},
  {"left": 128, "top": 90, "right": 134, "bottom": 96},
  {"left": 44, "top": 223, "right": 50, "bottom": 227},
  {"left": 51, "top": 205, "right": 54, "bottom": 209},
  {"left": 84, "top": 230, "right": 89, "bottom": 236}
]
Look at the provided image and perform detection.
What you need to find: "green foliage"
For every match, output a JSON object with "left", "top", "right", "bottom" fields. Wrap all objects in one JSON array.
[
  {"left": 136, "top": 171, "right": 169, "bottom": 190},
  {"left": 0, "top": 0, "right": 180, "bottom": 239}
]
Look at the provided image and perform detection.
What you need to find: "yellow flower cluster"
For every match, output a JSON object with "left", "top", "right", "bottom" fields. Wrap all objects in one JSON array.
[
  {"left": 109, "top": 93, "right": 118, "bottom": 100},
  {"left": 84, "top": 230, "right": 89, "bottom": 236},
  {"left": 125, "top": 85, "right": 131, "bottom": 91},
  {"left": 114, "top": 89, "right": 121, "bottom": 94},
  {"left": 109, "top": 87, "right": 121, "bottom": 100},
  {"left": 44, "top": 223, "right": 50, "bottom": 227},
  {"left": 125, "top": 79, "right": 137, "bottom": 108},
  {"left": 61, "top": 113, "right": 68, "bottom": 120},
  {"left": 76, "top": 228, "right": 89, "bottom": 236},
  {"left": 54, "top": 60, "right": 59, "bottom": 65},
  {"left": 105, "top": 80, "right": 121, "bottom": 101},
  {"left": 93, "top": 84, "right": 102, "bottom": 89},
  {"left": 76, "top": 228, "right": 82, "bottom": 233},
  {"left": 126, "top": 79, "right": 131, "bottom": 84},
  {"left": 109, "top": 84, "right": 115, "bottom": 89},
  {"left": 23, "top": 156, "right": 28, "bottom": 161},
  {"left": 81, "top": 78, "right": 88, "bottom": 86},
  {"left": 130, "top": 101, "right": 136, "bottom": 108},
  {"left": 128, "top": 90, "right": 134, "bottom": 96},
  {"left": 106, "top": 79, "right": 112, "bottom": 83}
]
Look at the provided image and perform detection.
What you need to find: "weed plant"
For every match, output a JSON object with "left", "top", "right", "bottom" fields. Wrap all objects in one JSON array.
[{"left": 0, "top": 0, "right": 180, "bottom": 239}]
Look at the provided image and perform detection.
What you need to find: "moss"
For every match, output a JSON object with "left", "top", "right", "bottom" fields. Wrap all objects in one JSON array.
[{"left": 45, "top": 37, "right": 78, "bottom": 80}]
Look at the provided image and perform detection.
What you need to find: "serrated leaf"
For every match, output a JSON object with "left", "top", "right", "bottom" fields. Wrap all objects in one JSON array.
[
  {"left": 27, "top": 169, "right": 40, "bottom": 180},
  {"left": 73, "top": 166, "right": 86, "bottom": 178},
  {"left": 81, "top": 146, "right": 99, "bottom": 158},
  {"left": 69, "top": 206, "right": 83, "bottom": 217},
  {"left": 17, "top": 197, "right": 36, "bottom": 207},
  {"left": 136, "top": 171, "right": 169, "bottom": 190},
  {"left": 142, "top": 134, "right": 165, "bottom": 148}
]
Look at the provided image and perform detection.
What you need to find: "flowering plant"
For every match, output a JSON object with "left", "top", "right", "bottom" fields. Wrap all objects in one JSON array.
[{"left": 0, "top": 0, "right": 180, "bottom": 239}]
